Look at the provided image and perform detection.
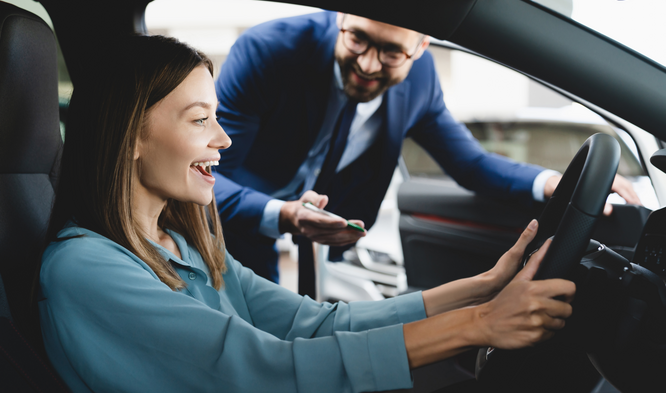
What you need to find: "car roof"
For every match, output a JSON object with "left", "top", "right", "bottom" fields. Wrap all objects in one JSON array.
[{"left": 39, "top": 0, "right": 666, "bottom": 141}]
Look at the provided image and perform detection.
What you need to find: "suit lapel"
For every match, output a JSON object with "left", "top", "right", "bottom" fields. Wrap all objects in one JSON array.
[
  {"left": 304, "top": 25, "right": 338, "bottom": 146},
  {"left": 383, "top": 80, "right": 410, "bottom": 170}
]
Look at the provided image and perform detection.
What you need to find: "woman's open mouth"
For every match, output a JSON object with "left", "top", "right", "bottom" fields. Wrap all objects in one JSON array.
[{"left": 190, "top": 160, "right": 219, "bottom": 184}]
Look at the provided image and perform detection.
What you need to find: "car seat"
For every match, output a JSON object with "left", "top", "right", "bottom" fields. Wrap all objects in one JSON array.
[{"left": 0, "top": 2, "right": 67, "bottom": 391}]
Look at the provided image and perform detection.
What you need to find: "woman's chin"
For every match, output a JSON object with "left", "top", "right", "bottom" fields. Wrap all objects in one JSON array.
[
  {"left": 192, "top": 195, "right": 214, "bottom": 206},
  {"left": 170, "top": 192, "right": 213, "bottom": 207}
]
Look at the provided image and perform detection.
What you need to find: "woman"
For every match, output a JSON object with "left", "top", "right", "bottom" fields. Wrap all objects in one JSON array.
[{"left": 39, "top": 35, "right": 575, "bottom": 392}]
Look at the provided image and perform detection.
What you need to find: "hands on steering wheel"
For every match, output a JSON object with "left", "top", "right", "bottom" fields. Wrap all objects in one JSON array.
[
  {"left": 405, "top": 134, "right": 620, "bottom": 378},
  {"left": 476, "top": 133, "right": 621, "bottom": 379},
  {"left": 405, "top": 219, "right": 576, "bottom": 369}
]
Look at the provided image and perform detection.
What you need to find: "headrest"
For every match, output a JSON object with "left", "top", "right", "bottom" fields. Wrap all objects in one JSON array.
[{"left": 0, "top": 2, "right": 61, "bottom": 175}]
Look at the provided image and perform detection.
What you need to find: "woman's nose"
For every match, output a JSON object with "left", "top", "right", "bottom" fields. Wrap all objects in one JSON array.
[{"left": 211, "top": 120, "right": 232, "bottom": 150}]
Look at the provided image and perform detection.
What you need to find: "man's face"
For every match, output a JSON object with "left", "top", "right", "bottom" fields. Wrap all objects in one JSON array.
[{"left": 334, "top": 14, "right": 429, "bottom": 102}]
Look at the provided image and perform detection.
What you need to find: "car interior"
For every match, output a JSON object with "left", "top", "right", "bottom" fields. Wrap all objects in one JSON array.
[
  {"left": 2, "top": 0, "right": 666, "bottom": 392},
  {"left": 0, "top": 2, "right": 68, "bottom": 391}
]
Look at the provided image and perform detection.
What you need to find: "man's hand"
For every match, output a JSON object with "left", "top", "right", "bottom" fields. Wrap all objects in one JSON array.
[
  {"left": 278, "top": 191, "right": 366, "bottom": 246},
  {"left": 544, "top": 174, "right": 642, "bottom": 216}
]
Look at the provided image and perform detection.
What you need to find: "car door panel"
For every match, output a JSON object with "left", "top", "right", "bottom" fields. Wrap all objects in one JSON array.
[
  {"left": 399, "top": 179, "right": 534, "bottom": 288},
  {"left": 399, "top": 178, "right": 651, "bottom": 289}
]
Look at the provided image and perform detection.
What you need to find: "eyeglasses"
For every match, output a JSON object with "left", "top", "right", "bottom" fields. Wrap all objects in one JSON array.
[{"left": 339, "top": 14, "right": 425, "bottom": 68}]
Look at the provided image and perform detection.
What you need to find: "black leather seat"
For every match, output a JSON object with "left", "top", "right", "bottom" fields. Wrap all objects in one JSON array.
[{"left": 0, "top": 2, "right": 67, "bottom": 390}]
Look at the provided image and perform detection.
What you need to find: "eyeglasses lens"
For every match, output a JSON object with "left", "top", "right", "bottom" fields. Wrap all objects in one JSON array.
[
  {"left": 342, "top": 30, "right": 408, "bottom": 67},
  {"left": 343, "top": 31, "right": 367, "bottom": 54}
]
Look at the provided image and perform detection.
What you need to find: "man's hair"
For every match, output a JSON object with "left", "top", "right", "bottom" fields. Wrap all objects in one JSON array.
[{"left": 46, "top": 35, "right": 226, "bottom": 290}]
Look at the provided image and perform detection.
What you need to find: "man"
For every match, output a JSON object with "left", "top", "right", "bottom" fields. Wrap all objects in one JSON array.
[{"left": 213, "top": 11, "right": 640, "bottom": 293}]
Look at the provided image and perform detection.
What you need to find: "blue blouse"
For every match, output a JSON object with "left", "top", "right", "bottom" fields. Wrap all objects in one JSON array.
[{"left": 39, "top": 225, "right": 426, "bottom": 392}]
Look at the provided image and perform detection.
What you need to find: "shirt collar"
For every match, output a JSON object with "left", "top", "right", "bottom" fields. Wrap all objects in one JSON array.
[
  {"left": 58, "top": 222, "right": 193, "bottom": 268},
  {"left": 147, "top": 229, "right": 192, "bottom": 267}
]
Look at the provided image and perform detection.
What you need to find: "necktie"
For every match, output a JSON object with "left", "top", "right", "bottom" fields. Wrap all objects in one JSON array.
[{"left": 298, "top": 99, "right": 357, "bottom": 298}]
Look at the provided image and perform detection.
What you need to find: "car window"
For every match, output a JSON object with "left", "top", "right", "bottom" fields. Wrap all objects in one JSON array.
[
  {"left": 146, "top": 0, "right": 320, "bottom": 78},
  {"left": 5, "top": 0, "right": 72, "bottom": 140},
  {"left": 402, "top": 44, "right": 646, "bottom": 182}
]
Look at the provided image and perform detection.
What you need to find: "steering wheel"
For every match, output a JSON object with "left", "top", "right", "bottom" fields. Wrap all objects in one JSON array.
[{"left": 475, "top": 133, "right": 620, "bottom": 381}]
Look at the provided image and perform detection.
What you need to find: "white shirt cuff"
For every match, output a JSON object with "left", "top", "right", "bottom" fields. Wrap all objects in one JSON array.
[
  {"left": 533, "top": 169, "right": 561, "bottom": 202},
  {"left": 258, "top": 199, "right": 286, "bottom": 239}
]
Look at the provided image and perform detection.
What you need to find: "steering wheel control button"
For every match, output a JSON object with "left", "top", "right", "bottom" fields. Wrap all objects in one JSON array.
[
  {"left": 635, "top": 234, "right": 666, "bottom": 277},
  {"left": 188, "top": 272, "right": 197, "bottom": 280}
]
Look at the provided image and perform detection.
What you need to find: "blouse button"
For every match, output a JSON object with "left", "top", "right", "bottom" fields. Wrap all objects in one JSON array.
[{"left": 188, "top": 272, "right": 197, "bottom": 280}]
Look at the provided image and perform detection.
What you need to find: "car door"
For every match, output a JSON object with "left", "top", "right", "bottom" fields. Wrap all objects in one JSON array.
[{"left": 399, "top": 42, "right": 656, "bottom": 289}]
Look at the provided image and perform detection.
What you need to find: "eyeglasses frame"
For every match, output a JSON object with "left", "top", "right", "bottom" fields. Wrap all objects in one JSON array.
[{"left": 339, "top": 13, "right": 426, "bottom": 68}]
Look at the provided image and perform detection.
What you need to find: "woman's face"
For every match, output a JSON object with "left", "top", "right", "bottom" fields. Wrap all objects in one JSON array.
[{"left": 135, "top": 65, "right": 231, "bottom": 207}]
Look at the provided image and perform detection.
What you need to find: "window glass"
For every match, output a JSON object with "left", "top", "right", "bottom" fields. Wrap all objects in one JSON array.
[
  {"left": 145, "top": 0, "right": 656, "bottom": 210},
  {"left": 5, "top": 0, "right": 72, "bottom": 140},
  {"left": 402, "top": 44, "right": 655, "bottom": 207},
  {"left": 146, "top": 0, "right": 320, "bottom": 78}
]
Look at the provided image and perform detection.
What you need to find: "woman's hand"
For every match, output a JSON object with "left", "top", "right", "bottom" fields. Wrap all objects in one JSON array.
[
  {"left": 278, "top": 191, "right": 366, "bottom": 246},
  {"left": 473, "top": 238, "right": 575, "bottom": 349},
  {"left": 421, "top": 219, "right": 539, "bottom": 317},
  {"left": 479, "top": 219, "right": 539, "bottom": 303},
  {"left": 405, "top": 235, "right": 575, "bottom": 369}
]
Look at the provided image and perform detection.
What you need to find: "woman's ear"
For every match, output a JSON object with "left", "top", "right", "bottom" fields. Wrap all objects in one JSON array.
[{"left": 134, "top": 139, "right": 142, "bottom": 160}]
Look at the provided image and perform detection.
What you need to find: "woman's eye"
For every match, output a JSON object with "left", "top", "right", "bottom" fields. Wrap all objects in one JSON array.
[{"left": 195, "top": 117, "right": 209, "bottom": 126}]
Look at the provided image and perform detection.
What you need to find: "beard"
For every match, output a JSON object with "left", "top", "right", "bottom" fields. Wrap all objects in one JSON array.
[{"left": 336, "top": 55, "right": 403, "bottom": 102}]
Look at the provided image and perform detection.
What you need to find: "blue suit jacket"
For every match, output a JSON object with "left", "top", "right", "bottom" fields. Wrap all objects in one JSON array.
[{"left": 213, "top": 12, "right": 542, "bottom": 262}]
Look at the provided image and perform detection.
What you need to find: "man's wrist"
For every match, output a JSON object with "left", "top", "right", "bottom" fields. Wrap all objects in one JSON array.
[
  {"left": 533, "top": 169, "right": 561, "bottom": 202},
  {"left": 258, "top": 199, "right": 286, "bottom": 239},
  {"left": 278, "top": 200, "right": 299, "bottom": 234}
]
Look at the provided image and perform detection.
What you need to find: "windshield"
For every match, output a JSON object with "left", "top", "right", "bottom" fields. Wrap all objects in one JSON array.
[
  {"left": 146, "top": 0, "right": 319, "bottom": 78},
  {"left": 532, "top": 0, "right": 666, "bottom": 67}
]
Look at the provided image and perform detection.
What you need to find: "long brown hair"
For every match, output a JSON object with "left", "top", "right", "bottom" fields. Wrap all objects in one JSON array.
[{"left": 46, "top": 35, "right": 226, "bottom": 290}]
